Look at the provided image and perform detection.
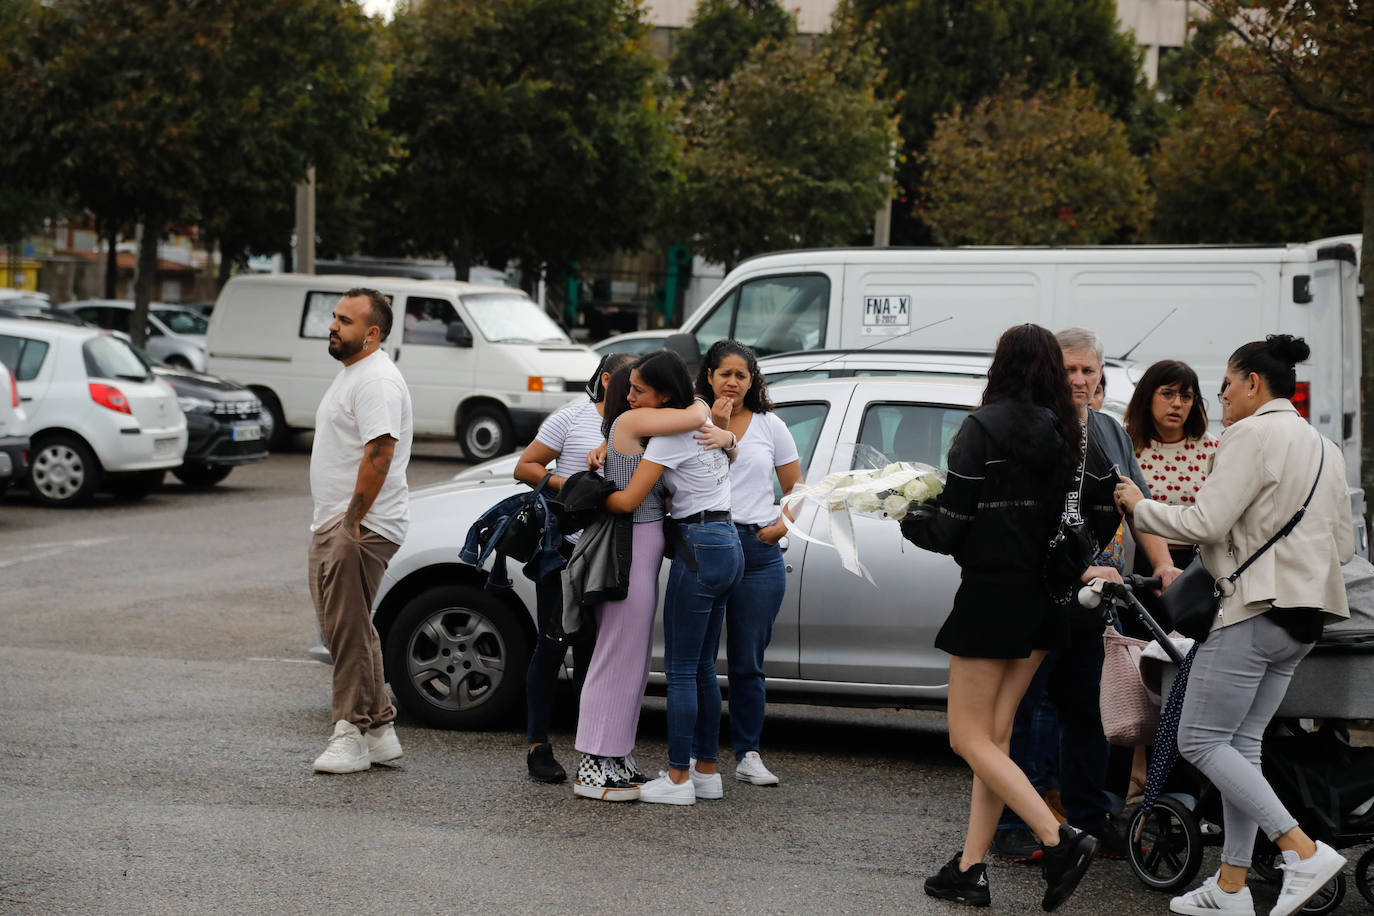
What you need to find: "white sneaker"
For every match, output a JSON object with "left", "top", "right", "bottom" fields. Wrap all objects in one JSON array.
[
  {"left": 734, "top": 751, "right": 779, "bottom": 786},
  {"left": 365, "top": 723, "right": 403, "bottom": 765},
  {"left": 639, "top": 772, "right": 696, "bottom": 806},
  {"left": 690, "top": 764, "right": 723, "bottom": 800},
  {"left": 1271, "top": 842, "right": 1346, "bottom": 916},
  {"left": 313, "top": 720, "right": 370, "bottom": 774},
  {"left": 1169, "top": 873, "right": 1254, "bottom": 915}
]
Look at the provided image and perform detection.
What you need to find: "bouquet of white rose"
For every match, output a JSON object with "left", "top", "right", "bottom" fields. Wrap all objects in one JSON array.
[{"left": 781, "top": 460, "right": 946, "bottom": 581}]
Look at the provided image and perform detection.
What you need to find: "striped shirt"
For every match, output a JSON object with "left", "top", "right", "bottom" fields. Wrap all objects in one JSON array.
[{"left": 535, "top": 400, "right": 606, "bottom": 480}]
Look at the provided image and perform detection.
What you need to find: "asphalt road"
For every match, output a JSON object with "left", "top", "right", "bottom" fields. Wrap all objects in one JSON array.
[{"left": 0, "top": 440, "right": 1354, "bottom": 914}]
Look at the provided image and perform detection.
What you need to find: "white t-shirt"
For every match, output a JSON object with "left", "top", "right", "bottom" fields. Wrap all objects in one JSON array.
[
  {"left": 643, "top": 426, "right": 732, "bottom": 518},
  {"left": 729, "top": 411, "right": 801, "bottom": 525},
  {"left": 309, "top": 350, "right": 413, "bottom": 544},
  {"left": 535, "top": 400, "right": 605, "bottom": 479}
]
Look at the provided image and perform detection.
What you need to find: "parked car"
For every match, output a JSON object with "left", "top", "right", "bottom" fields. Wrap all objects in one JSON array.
[
  {"left": 0, "top": 354, "right": 30, "bottom": 494},
  {"left": 0, "top": 318, "right": 187, "bottom": 506},
  {"left": 131, "top": 348, "right": 267, "bottom": 487},
  {"left": 0, "top": 292, "right": 95, "bottom": 328},
  {"left": 370, "top": 375, "right": 978, "bottom": 729},
  {"left": 591, "top": 329, "right": 674, "bottom": 357},
  {"left": 60, "top": 300, "right": 209, "bottom": 372}
]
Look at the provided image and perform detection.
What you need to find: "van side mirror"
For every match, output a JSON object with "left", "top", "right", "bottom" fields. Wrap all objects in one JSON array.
[
  {"left": 446, "top": 320, "right": 473, "bottom": 348},
  {"left": 665, "top": 332, "right": 701, "bottom": 375}
]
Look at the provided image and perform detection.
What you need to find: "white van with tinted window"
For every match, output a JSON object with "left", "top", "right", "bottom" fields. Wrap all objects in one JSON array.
[
  {"left": 205, "top": 274, "right": 600, "bottom": 460},
  {"left": 671, "top": 241, "right": 1363, "bottom": 489}
]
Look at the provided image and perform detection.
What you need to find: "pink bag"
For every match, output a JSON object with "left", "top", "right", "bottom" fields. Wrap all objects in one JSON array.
[{"left": 1099, "top": 627, "right": 1160, "bottom": 747}]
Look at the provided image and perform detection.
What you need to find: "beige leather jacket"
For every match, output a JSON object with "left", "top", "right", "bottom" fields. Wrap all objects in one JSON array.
[{"left": 1133, "top": 399, "right": 1354, "bottom": 631}]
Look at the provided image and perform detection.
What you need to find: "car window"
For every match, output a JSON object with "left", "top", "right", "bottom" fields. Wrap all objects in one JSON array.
[
  {"left": 301, "top": 291, "right": 341, "bottom": 339},
  {"left": 765, "top": 369, "right": 836, "bottom": 386},
  {"left": 103, "top": 308, "right": 132, "bottom": 334},
  {"left": 772, "top": 400, "right": 829, "bottom": 502},
  {"left": 403, "top": 296, "right": 459, "bottom": 345},
  {"left": 731, "top": 274, "right": 829, "bottom": 357},
  {"left": 852, "top": 402, "right": 968, "bottom": 471},
  {"left": 152, "top": 308, "right": 208, "bottom": 335},
  {"left": 83, "top": 335, "right": 151, "bottom": 381},
  {"left": 0, "top": 334, "right": 49, "bottom": 381}
]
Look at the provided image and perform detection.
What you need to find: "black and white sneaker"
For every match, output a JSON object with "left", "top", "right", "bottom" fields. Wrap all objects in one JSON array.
[
  {"left": 614, "top": 753, "right": 649, "bottom": 785},
  {"left": 572, "top": 754, "right": 640, "bottom": 802},
  {"left": 1041, "top": 824, "right": 1098, "bottom": 911},
  {"left": 923, "top": 853, "right": 991, "bottom": 907}
]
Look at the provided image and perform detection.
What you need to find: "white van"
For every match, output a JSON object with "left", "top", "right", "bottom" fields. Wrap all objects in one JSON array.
[
  {"left": 205, "top": 274, "right": 600, "bottom": 460},
  {"left": 672, "top": 241, "right": 1363, "bottom": 488}
]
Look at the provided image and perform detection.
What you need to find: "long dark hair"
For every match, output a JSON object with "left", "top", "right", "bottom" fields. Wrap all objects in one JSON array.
[
  {"left": 601, "top": 365, "right": 634, "bottom": 439},
  {"left": 695, "top": 339, "right": 773, "bottom": 413},
  {"left": 630, "top": 350, "right": 695, "bottom": 409},
  {"left": 1229, "top": 334, "right": 1310, "bottom": 399},
  {"left": 982, "top": 324, "right": 1081, "bottom": 471},
  {"left": 585, "top": 351, "right": 635, "bottom": 403},
  {"left": 1123, "top": 360, "right": 1208, "bottom": 450}
]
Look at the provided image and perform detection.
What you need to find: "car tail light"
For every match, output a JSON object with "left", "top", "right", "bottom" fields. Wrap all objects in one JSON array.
[
  {"left": 1292, "top": 381, "right": 1310, "bottom": 420},
  {"left": 89, "top": 382, "right": 132, "bottom": 414},
  {"left": 6, "top": 366, "right": 16, "bottom": 408}
]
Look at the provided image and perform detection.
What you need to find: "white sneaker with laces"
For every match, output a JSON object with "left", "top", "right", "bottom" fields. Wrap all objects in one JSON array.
[
  {"left": 1270, "top": 842, "right": 1346, "bottom": 916},
  {"left": 689, "top": 764, "right": 723, "bottom": 799},
  {"left": 313, "top": 720, "right": 370, "bottom": 774},
  {"left": 365, "top": 723, "right": 403, "bottom": 765},
  {"left": 734, "top": 751, "right": 780, "bottom": 786},
  {"left": 639, "top": 772, "right": 696, "bottom": 806},
  {"left": 1169, "top": 873, "right": 1254, "bottom": 915}
]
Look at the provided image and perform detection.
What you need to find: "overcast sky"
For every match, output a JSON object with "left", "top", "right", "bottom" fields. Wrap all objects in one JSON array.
[{"left": 360, "top": 0, "right": 397, "bottom": 19}]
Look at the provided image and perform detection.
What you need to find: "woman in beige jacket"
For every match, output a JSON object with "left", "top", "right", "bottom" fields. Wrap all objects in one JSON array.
[{"left": 1115, "top": 335, "right": 1354, "bottom": 916}]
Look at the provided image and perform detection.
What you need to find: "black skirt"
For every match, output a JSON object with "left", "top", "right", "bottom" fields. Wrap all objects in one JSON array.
[{"left": 934, "top": 571, "right": 1069, "bottom": 659}]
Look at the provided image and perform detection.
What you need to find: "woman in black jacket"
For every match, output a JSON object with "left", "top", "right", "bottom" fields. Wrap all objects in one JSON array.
[{"left": 902, "top": 324, "right": 1099, "bottom": 911}]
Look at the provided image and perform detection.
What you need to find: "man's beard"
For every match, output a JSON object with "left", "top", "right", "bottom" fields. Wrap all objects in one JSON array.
[{"left": 328, "top": 335, "right": 364, "bottom": 362}]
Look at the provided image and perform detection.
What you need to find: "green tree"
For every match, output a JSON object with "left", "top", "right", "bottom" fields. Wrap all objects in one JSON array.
[
  {"left": 679, "top": 39, "right": 898, "bottom": 270},
  {"left": 1195, "top": 0, "right": 1374, "bottom": 501},
  {"left": 920, "top": 79, "right": 1152, "bottom": 245},
  {"left": 831, "top": 0, "right": 1143, "bottom": 244},
  {"left": 668, "top": 0, "right": 795, "bottom": 96},
  {"left": 376, "top": 0, "right": 679, "bottom": 285}
]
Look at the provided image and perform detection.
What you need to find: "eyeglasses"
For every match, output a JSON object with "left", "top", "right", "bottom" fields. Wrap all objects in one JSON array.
[
  {"left": 1216, "top": 378, "right": 1231, "bottom": 404},
  {"left": 1156, "top": 387, "right": 1195, "bottom": 405}
]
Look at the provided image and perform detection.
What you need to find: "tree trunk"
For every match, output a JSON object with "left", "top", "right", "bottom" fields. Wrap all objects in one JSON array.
[
  {"left": 1359, "top": 130, "right": 1374, "bottom": 532},
  {"left": 450, "top": 221, "right": 474, "bottom": 281},
  {"left": 131, "top": 216, "right": 158, "bottom": 350},
  {"left": 216, "top": 241, "right": 234, "bottom": 291},
  {"left": 104, "top": 222, "right": 118, "bottom": 299}
]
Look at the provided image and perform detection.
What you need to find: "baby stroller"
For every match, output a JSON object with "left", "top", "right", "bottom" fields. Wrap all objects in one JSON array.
[{"left": 1082, "top": 572, "right": 1374, "bottom": 914}]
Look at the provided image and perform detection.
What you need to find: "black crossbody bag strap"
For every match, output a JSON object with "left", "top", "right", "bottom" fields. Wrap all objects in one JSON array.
[
  {"left": 1221, "top": 438, "right": 1325, "bottom": 590},
  {"left": 1062, "top": 418, "right": 1089, "bottom": 524}
]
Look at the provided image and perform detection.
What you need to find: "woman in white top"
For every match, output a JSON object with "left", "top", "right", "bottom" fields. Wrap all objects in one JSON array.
[
  {"left": 694, "top": 339, "right": 800, "bottom": 787},
  {"left": 513, "top": 351, "right": 634, "bottom": 785},
  {"left": 605, "top": 349, "right": 744, "bottom": 805}
]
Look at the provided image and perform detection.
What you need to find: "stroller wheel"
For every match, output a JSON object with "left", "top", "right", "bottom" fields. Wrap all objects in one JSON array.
[
  {"left": 1356, "top": 847, "right": 1374, "bottom": 906},
  {"left": 1251, "top": 833, "right": 1284, "bottom": 884},
  {"left": 1252, "top": 836, "right": 1348, "bottom": 914},
  {"left": 1296, "top": 873, "right": 1346, "bottom": 915},
  {"left": 1127, "top": 795, "right": 1204, "bottom": 893}
]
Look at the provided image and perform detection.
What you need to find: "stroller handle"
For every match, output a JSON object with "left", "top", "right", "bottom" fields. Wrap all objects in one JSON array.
[{"left": 1081, "top": 574, "right": 1186, "bottom": 666}]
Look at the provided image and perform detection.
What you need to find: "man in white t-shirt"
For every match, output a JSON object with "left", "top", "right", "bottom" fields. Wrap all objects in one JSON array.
[{"left": 308, "top": 288, "right": 414, "bottom": 774}]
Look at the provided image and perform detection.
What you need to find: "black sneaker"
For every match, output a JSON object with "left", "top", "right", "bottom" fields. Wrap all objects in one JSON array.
[
  {"left": 614, "top": 753, "right": 650, "bottom": 785},
  {"left": 1040, "top": 824, "right": 1098, "bottom": 911},
  {"left": 1094, "top": 818, "right": 1128, "bottom": 860},
  {"left": 923, "top": 853, "right": 991, "bottom": 908},
  {"left": 991, "top": 827, "right": 1044, "bottom": 864},
  {"left": 526, "top": 743, "right": 566, "bottom": 783},
  {"left": 572, "top": 754, "right": 640, "bottom": 802}
]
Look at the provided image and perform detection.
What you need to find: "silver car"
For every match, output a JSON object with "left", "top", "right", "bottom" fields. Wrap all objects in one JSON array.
[
  {"left": 60, "top": 300, "right": 208, "bottom": 372},
  {"left": 372, "top": 375, "right": 981, "bottom": 729}
]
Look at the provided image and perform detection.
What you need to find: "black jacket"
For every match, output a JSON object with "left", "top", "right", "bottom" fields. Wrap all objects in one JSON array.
[{"left": 901, "top": 400, "right": 1072, "bottom": 576}]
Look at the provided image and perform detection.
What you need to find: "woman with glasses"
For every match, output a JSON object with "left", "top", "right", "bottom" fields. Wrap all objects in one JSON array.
[{"left": 1122, "top": 361, "right": 1220, "bottom": 570}]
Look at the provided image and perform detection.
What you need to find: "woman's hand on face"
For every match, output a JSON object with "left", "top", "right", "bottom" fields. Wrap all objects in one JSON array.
[
  {"left": 587, "top": 443, "right": 607, "bottom": 470},
  {"left": 1114, "top": 475, "right": 1145, "bottom": 514},
  {"left": 695, "top": 423, "right": 734, "bottom": 451},
  {"left": 711, "top": 396, "right": 733, "bottom": 429}
]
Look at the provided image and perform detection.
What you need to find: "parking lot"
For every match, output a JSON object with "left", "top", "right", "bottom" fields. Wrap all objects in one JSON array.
[{"left": 0, "top": 442, "right": 1324, "bottom": 914}]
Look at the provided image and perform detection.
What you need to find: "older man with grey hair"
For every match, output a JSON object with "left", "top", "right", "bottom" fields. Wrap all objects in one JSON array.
[{"left": 992, "top": 326, "right": 1181, "bottom": 864}]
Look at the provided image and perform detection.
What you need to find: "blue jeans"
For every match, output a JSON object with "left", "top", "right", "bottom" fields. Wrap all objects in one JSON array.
[
  {"left": 663, "top": 520, "right": 743, "bottom": 769},
  {"left": 525, "top": 553, "right": 596, "bottom": 745},
  {"left": 726, "top": 524, "right": 786, "bottom": 759},
  {"left": 1000, "top": 625, "right": 1111, "bottom": 833}
]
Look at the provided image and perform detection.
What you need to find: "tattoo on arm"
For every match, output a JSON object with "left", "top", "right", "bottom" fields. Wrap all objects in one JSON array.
[{"left": 344, "top": 491, "right": 367, "bottom": 530}]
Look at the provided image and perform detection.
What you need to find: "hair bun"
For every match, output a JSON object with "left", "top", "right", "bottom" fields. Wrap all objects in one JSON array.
[{"left": 1265, "top": 334, "right": 1310, "bottom": 368}]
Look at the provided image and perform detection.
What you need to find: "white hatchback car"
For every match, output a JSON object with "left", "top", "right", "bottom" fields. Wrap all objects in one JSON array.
[
  {"left": 0, "top": 354, "right": 30, "bottom": 493},
  {"left": 0, "top": 318, "right": 187, "bottom": 506}
]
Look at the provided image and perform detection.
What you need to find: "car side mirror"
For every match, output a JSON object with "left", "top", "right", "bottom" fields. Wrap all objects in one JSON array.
[
  {"left": 446, "top": 320, "right": 473, "bottom": 348},
  {"left": 664, "top": 332, "right": 700, "bottom": 375}
]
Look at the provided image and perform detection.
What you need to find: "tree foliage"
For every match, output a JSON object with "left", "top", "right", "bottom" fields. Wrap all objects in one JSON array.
[
  {"left": 375, "top": 0, "right": 679, "bottom": 282},
  {"left": 920, "top": 79, "right": 1151, "bottom": 245},
  {"left": 831, "top": 0, "right": 1143, "bottom": 244},
  {"left": 668, "top": 0, "right": 795, "bottom": 96},
  {"left": 679, "top": 39, "right": 898, "bottom": 270}
]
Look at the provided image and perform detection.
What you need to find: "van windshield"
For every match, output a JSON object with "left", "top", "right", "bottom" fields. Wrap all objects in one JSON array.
[{"left": 461, "top": 293, "right": 570, "bottom": 344}]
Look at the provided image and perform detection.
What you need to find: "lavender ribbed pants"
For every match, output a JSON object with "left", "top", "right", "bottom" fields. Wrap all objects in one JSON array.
[{"left": 575, "top": 521, "right": 665, "bottom": 757}]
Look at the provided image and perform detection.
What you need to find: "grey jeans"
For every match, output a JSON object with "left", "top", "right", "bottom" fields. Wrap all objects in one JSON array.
[{"left": 1177, "top": 613, "right": 1313, "bottom": 868}]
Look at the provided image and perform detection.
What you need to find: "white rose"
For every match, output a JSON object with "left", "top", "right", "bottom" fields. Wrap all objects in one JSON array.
[
  {"left": 882, "top": 493, "right": 910, "bottom": 520},
  {"left": 848, "top": 492, "right": 882, "bottom": 514},
  {"left": 902, "top": 479, "right": 932, "bottom": 503},
  {"left": 925, "top": 475, "right": 946, "bottom": 499}
]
